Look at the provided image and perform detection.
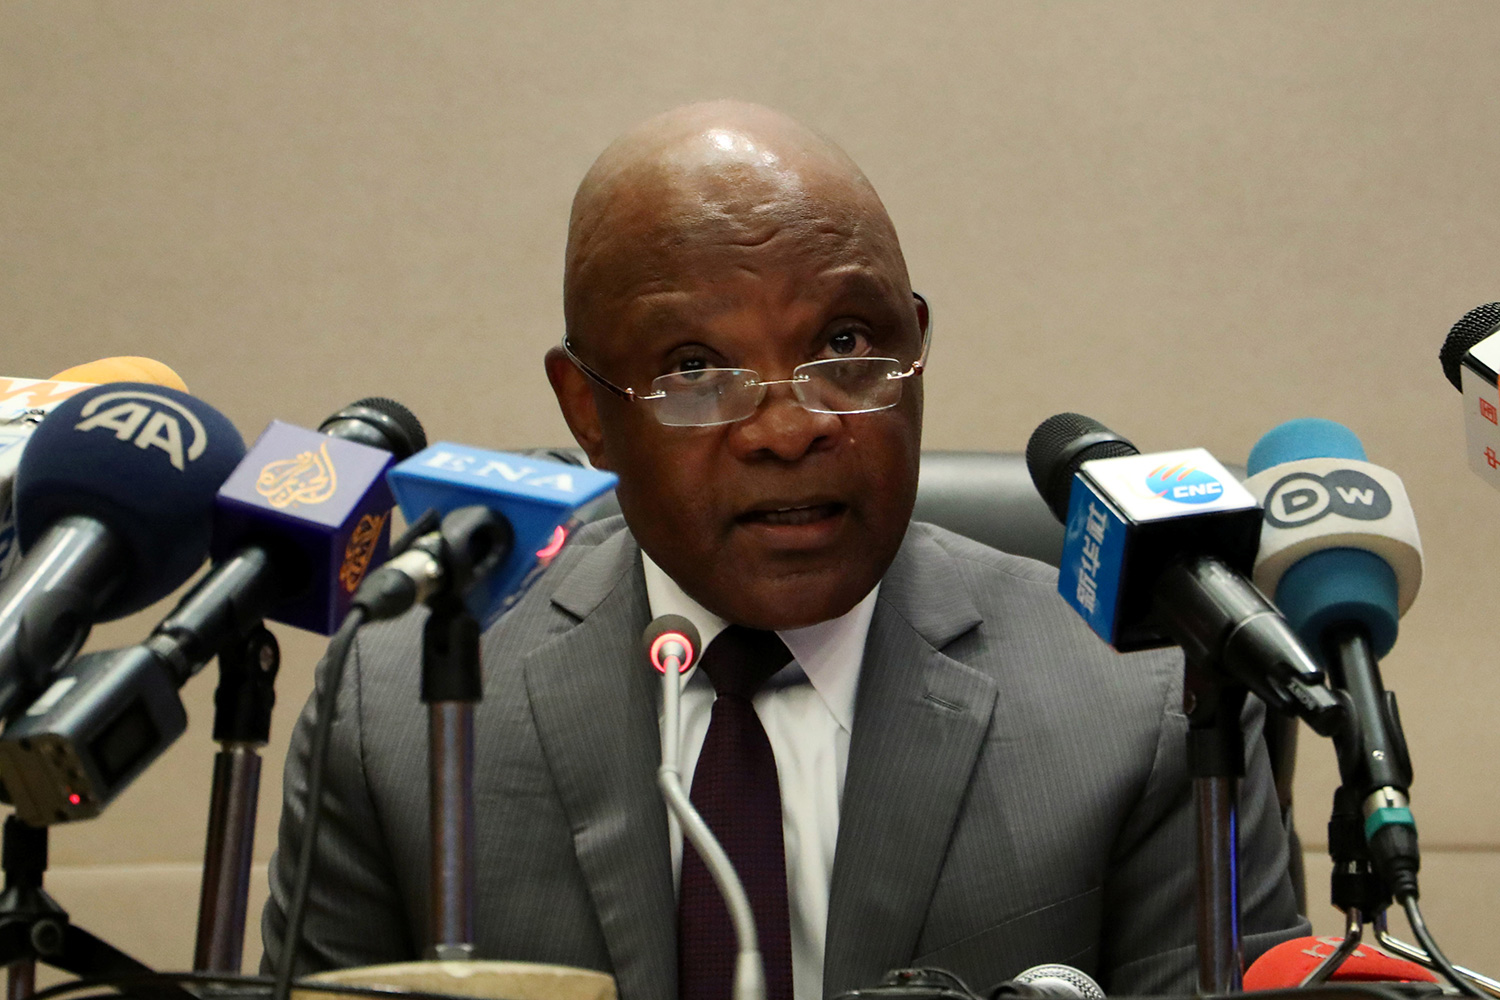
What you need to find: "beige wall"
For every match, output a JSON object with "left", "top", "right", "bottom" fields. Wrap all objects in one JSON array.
[{"left": 5, "top": 0, "right": 1500, "bottom": 981}]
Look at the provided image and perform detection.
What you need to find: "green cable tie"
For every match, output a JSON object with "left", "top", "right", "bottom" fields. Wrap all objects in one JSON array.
[{"left": 1365, "top": 805, "right": 1416, "bottom": 841}]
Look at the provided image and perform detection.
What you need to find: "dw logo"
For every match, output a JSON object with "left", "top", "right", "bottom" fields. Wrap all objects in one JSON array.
[
  {"left": 1264, "top": 468, "right": 1391, "bottom": 528},
  {"left": 73, "top": 390, "right": 208, "bottom": 471},
  {"left": 1145, "top": 463, "right": 1225, "bottom": 505}
]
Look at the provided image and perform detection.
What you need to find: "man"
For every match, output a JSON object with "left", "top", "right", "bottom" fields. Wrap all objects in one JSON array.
[{"left": 263, "top": 101, "right": 1306, "bottom": 998}]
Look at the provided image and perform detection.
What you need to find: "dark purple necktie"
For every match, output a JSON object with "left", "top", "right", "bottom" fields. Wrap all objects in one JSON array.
[{"left": 678, "top": 625, "right": 795, "bottom": 1000}]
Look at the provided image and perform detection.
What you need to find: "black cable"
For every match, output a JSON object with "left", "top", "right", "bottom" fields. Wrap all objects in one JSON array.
[
  {"left": 1399, "top": 892, "right": 1485, "bottom": 998},
  {"left": 271, "top": 606, "right": 368, "bottom": 1000}
]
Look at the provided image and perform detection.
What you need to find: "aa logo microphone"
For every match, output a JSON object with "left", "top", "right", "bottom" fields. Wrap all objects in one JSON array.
[
  {"left": 72, "top": 389, "right": 209, "bottom": 471},
  {"left": 1261, "top": 467, "right": 1391, "bottom": 527}
]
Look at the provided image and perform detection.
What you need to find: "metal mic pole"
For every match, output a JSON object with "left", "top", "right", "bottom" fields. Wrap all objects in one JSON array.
[
  {"left": 1183, "top": 665, "right": 1246, "bottom": 994},
  {"left": 422, "top": 596, "right": 481, "bottom": 960},
  {"left": 194, "top": 624, "right": 280, "bottom": 973}
]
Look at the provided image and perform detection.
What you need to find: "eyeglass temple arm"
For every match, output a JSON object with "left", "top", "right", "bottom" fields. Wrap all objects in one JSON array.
[
  {"left": 561, "top": 338, "right": 639, "bottom": 401},
  {"left": 909, "top": 291, "right": 933, "bottom": 374}
]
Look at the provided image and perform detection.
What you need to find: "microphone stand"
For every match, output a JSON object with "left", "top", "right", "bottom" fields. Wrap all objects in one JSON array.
[
  {"left": 1182, "top": 665, "right": 1245, "bottom": 995},
  {"left": 1301, "top": 784, "right": 1387, "bottom": 986},
  {"left": 1305, "top": 786, "right": 1500, "bottom": 996},
  {"left": 422, "top": 593, "right": 480, "bottom": 960},
  {"left": 0, "top": 817, "right": 193, "bottom": 1000},
  {"left": 193, "top": 623, "right": 280, "bottom": 973}
]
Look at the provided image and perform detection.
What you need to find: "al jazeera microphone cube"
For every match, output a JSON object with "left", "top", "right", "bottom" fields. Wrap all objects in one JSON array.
[
  {"left": 388, "top": 444, "right": 617, "bottom": 627},
  {"left": 214, "top": 420, "right": 397, "bottom": 634},
  {"left": 1060, "top": 448, "right": 1262, "bottom": 651}
]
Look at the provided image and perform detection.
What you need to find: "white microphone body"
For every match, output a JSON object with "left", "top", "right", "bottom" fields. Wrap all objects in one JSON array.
[
  {"left": 0, "top": 377, "right": 101, "bottom": 580},
  {"left": 1243, "top": 456, "right": 1423, "bottom": 614}
]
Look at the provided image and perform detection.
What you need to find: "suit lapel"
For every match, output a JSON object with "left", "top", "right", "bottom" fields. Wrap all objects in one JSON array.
[
  {"left": 522, "top": 530, "right": 677, "bottom": 1000},
  {"left": 824, "top": 528, "right": 996, "bottom": 996}
]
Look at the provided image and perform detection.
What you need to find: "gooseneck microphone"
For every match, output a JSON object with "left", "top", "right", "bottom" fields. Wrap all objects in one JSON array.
[
  {"left": 0, "top": 383, "right": 246, "bottom": 722},
  {"left": 647, "top": 615, "right": 766, "bottom": 1000}
]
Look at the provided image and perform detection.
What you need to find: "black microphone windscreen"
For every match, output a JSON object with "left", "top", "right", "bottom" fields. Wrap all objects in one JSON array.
[
  {"left": 1025, "top": 413, "right": 1139, "bottom": 521},
  {"left": 317, "top": 396, "right": 427, "bottom": 458},
  {"left": 1440, "top": 301, "right": 1500, "bottom": 391}
]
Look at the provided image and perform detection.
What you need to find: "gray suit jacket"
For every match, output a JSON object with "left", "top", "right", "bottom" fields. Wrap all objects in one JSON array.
[{"left": 262, "top": 519, "right": 1307, "bottom": 997}]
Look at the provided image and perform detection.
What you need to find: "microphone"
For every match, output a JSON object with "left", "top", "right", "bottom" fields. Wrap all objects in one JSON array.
[
  {"left": 357, "top": 444, "right": 616, "bottom": 625},
  {"left": 47, "top": 357, "right": 189, "bottom": 391},
  {"left": 0, "top": 383, "right": 244, "bottom": 722},
  {"left": 989, "top": 965, "right": 1105, "bottom": 999},
  {"left": 210, "top": 398, "right": 427, "bottom": 633},
  {"left": 1024, "top": 413, "right": 1342, "bottom": 733},
  {"left": 1244, "top": 419, "right": 1423, "bottom": 897},
  {"left": 1244, "top": 936, "right": 1439, "bottom": 990},
  {"left": 647, "top": 615, "right": 766, "bottom": 1000},
  {"left": 1438, "top": 302, "right": 1500, "bottom": 489},
  {"left": 0, "top": 359, "right": 190, "bottom": 580},
  {"left": 0, "top": 398, "right": 425, "bottom": 824}
]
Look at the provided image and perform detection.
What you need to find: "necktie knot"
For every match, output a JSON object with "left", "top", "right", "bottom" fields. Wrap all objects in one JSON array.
[{"left": 697, "top": 625, "right": 793, "bottom": 699}]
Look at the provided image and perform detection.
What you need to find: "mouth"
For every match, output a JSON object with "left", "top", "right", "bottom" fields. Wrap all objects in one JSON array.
[{"left": 736, "top": 501, "right": 847, "bottom": 527}]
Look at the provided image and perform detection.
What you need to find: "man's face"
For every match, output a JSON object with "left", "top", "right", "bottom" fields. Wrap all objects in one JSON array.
[{"left": 554, "top": 179, "right": 924, "bottom": 629}]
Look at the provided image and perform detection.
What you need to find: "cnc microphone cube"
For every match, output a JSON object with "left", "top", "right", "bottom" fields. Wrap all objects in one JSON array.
[
  {"left": 387, "top": 444, "right": 617, "bottom": 627},
  {"left": 214, "top": 420, "right": 397, "bottom": 634},
  {"left": 1060, "top": 448, "right": 1263, "bottom": 650}
]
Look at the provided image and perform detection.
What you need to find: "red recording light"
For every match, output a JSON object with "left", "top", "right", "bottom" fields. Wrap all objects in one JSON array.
[
  {"left": 68, "top": 793, "right": 82, "bottom": 806},
  {"left": 649, "top": 632, "right": 695, "bottom": 674},
  {"left": 536, "top": 525, "right": 567, "bottom": 560}
]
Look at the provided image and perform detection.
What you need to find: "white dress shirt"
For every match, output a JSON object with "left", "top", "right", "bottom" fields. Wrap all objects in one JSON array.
[{"left": 643, "top": 553, "right": 878, "bottom": 1000}]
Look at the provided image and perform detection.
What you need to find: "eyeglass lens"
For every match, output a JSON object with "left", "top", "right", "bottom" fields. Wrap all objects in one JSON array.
[{"left": 649, "top": 357, "right": 907, "bottom": 427}]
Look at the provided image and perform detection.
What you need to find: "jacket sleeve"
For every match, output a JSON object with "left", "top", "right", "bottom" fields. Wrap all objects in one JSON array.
[
  {"left": 260, "top": 629, "right": 418, "bottom": 974},
  {"left": 1098, "top": 673, "right": 1311, "bottom": 994}
]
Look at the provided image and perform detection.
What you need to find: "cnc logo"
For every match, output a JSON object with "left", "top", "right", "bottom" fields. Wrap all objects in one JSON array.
[
  {"left": 1145, "top": 463, "right": 1225, "bottom": 505},
  {"left": 1263, "top": 468, "right": 1391, "bottom": 528},
  {"left": 338, "top": 511, "right": 389, "bottom": 593},
  {"left": 73, "top": 391, "right": 208, "bottom": 471},
  {"left": 256, "top": 441, "right": 338, "bottom": 509}
]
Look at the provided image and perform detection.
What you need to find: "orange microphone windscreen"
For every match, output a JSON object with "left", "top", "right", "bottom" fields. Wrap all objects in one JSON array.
[{"left": 48, "top": 356, "right": 188, "bottom": 393}]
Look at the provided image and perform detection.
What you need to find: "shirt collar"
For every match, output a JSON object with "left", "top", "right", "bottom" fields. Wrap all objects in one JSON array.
[{"left": 640, "top": 551, "right": 876, "bottom": 733}]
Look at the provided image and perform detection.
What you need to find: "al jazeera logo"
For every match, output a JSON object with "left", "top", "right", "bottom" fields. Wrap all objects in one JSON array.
[
  {"left": 339, "top": 511, "right": 389, "bottom": 593},
  {"left": 256, "top": 441, "right": 338, "bottom": 509}
]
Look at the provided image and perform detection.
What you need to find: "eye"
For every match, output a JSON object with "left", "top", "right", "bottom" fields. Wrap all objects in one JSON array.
[{"left": 819, "top": 324, "right": 873, "bottom": 359}]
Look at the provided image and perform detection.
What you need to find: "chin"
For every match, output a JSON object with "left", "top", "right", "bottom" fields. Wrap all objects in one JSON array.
[{"left": 708, "top": 567, "right": 876, "bottom": 631}]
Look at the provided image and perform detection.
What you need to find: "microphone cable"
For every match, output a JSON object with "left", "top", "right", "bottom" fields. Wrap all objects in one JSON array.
[
  {"left": 1396, "top": 893, "right": 1486, "bottom": 998},
  {"left": 271, "top": 605, "right": 368, "bottom": 1000}
]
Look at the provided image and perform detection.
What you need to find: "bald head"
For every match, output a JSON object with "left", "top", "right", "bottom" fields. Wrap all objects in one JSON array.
[{"left": 563, "top": 101, "right": 908, "bottom": 344}]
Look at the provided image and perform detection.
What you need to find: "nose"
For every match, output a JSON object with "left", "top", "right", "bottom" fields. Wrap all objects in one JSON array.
[{"left": 728, "top": 379, "right": 840, "bottom": 461}]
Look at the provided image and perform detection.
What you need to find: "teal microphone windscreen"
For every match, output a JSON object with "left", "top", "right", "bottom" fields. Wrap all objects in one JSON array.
[{"left": 1244, "top": 418, "right": 1422, "bottom": 658}]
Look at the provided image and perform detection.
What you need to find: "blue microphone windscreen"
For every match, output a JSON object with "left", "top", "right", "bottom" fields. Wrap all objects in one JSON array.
[
  {"left": 1247, "top": 418, "right": 1367, "bottom": 475},
  {"left": 388, "top": 444, "right": 617, "bottom": 626},
  {"left": 14, "top": 383, "right": 247, "bottom": 619}
]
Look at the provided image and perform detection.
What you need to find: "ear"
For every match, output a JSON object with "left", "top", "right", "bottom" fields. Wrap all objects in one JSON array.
[
  {"left": 545, "top": 346, "right": 613, "bottom": 470},
  {"left": 912, "top": 291, "right": 930, "bottom": 341}
]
